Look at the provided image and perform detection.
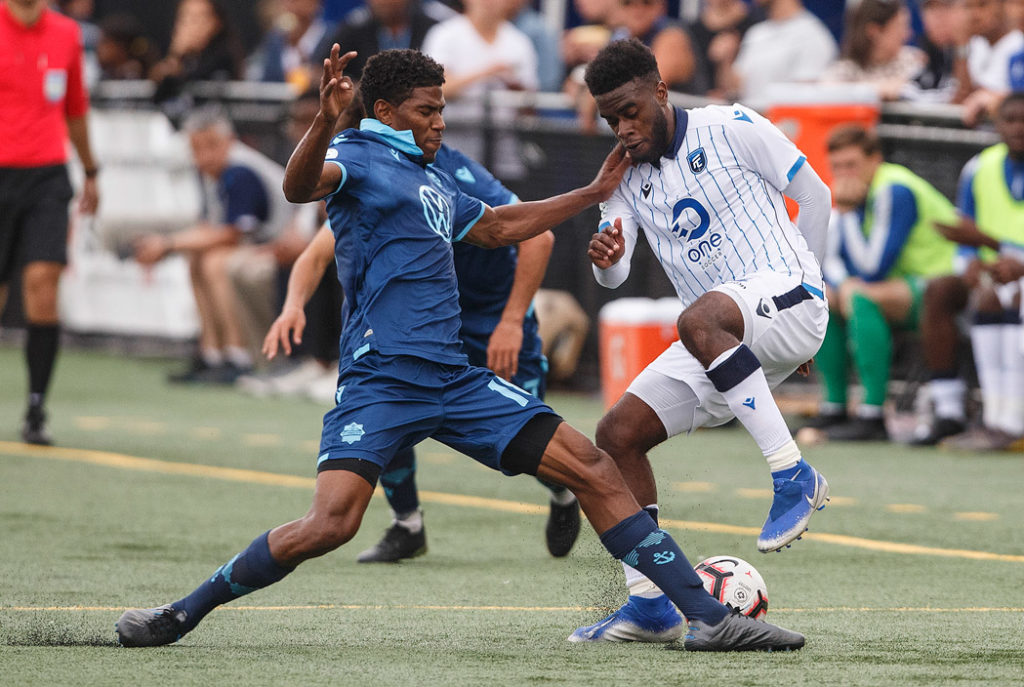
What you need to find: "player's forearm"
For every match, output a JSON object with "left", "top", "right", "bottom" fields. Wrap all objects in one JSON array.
[
  {"left": 67, "top": 116, "right": 98, "bottom": 172},
  {"left": 785, "top": 163, "right": 831, "bottom": 263},
  {"left": 592, "top": 259, "right": 630, "bottom": 289},
  {"left": 171, "top": 225, "right": 239, "bottom": 253},
  {"left": 283, "top": 113, "right": 338, "bottom": 203},
  {"left": 501, "top": 232, "right": 554, "bottom": 324},
  {"left": 283, "top": 226, "right": 334, "bottom": 311},
  {"left": 483, "top": 186, "right": 604, "bottom": 247}
]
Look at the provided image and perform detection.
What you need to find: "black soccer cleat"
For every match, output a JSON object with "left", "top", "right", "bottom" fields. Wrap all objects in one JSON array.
[
  {"left": 684, "top": 609, "right": 805, "bottom": 652},
  {"left": 799, "top": 409, "right": 847, "bottom": 431},
  {"left": 545, "top": 497, "right": 581, "bottom": 558},
  {"left": 21, "top": 406, "right": 52, "bottom": 446},
  {"left": 825, "top": 416, "right": 888, "bottom": 442},
  {"left": 909, "top": 417, "right": 966, "bottom": 446},
  {"left": 116, "top": 604, "right": 186, "bottom": 647},
  {"left": 356, "top": 523, "right": 427, "bottom": 563}
]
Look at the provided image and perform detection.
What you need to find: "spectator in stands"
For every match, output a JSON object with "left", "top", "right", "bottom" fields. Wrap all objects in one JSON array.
[
  {"left": 809, "top": 125, "right": 958, "bottom": 441},
  {"left": 422, "top": 0, "right": 539, "bottom": 102},
  {"left": 718, "top": 0, "right": 838, "bottom": 103},
  {"left": 507, "top": 0, "right": 564, "bottom": 92},
  {"left": 959, "top": 0, "right": 1024, "bottom": 125},
  {"left": 248, "top": 0, "right": 336, "bottom": 92},
  {"left": 610, "top": 0, "right": 702, "bottom": 93},
  {"left": 96, "top": 14, "right": 157, "bottom": 81},
  {"left": 914, "top": 92, "right": 1024, "bottom": 449},
  {"left": 1, "top": 0, "right": 99, "bottom": 445},
  {"left": 689, "top": 0, "right": 761, "bottom": 99},
  {"left": 913, "top": 0, "right": 968, "bottom": 99},
  {"left": 562, "top": 0, "right": 616, "bottom": 71},
  {"left": 150, "top": 0, "right": 243, "bottom": 103},
  {"left": 134, "top": 109, "right": 270, "bottom": 385},
  {"left": 55, "top": 0, "right": 100, "bottom": 88},
  {"left": 822, "top": 0, "right": 925, "bottom": 101},
  {"left": 324, "top": 0, "right": 442, "bottom": 83}
]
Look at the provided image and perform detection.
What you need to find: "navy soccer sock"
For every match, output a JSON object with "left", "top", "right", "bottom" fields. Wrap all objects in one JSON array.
[
  {"left": 172, "top": 531, "right": 293, "bottom": 633},
  {"left": 600, "top": 511, "right": 728, "bottom": 625},
  {"left": 25, "top": 324, "right": 60, "bottom": 408},
  {"left": 381, "top": 447, "right": 420, "bottom": 516}
]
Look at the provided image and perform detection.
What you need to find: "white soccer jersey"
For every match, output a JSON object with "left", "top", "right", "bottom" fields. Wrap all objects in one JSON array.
[{"left": 595, "top": 104, "right": 823, "bottom": 308}]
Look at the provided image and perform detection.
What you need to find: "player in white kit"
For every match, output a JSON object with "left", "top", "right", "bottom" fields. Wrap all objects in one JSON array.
[{"left": 570, "top": 39, "right": 833, "bottom": 643}]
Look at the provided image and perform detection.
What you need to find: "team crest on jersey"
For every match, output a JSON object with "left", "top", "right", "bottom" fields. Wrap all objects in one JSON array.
[
  {"left": 420, "top": 185, "right": 453, "bottom": 240},
  {"left": 340, "top": 422, "right": 364, "bottom": 444},
  {"left": 687, "top": 148, "right": 707, "bottom": 174}
]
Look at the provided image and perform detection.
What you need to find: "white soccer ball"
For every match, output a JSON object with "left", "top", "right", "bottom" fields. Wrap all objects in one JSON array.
[{"left": 695, "top": 555, "right": 769, "bottom": 620}]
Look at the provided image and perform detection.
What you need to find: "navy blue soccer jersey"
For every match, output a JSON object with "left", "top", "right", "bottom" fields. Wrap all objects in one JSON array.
[{"left": 323, "top": 120, "right": 486, "bottom": 370}]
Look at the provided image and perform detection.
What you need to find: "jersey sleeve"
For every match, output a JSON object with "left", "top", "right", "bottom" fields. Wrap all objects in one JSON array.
[
  {"left": 956, "top": 154, "right": 980, "bottom": 219},
  {"left": 592, "top": 185, "right": 640, "bottom": 289},
  {"left": 323, "top": 135, "right": 371, "bottom": 196},
  {"left": 845, "top": 184, "right": 918, "bottom": 282},
  {"left": 728, "top": 105, "right": 807, "bottom": 193},
  {"left": 64, "top": 23, "right": 89, "bottom": 118},
  {"left": 451, "top": 188, "right": 487, "bottom": 243},
  {"left": 221, "top": 166, "right": 270, "bottom": 234}
]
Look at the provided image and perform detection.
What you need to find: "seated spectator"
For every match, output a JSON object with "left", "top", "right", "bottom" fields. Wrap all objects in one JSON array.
[
  {"left": 247, "top": 0, "right": 336, "bottom": 92},
  {"left": 150, "top": 0, "right": 243, "bottom": 103},
  {"left": 324, "top": 0, "right": 440, "bottom": 83},
  {"left": 688, "top": 0, "right": 761, "bottom": 99},
  {"left": 809, "top": 125, "right": 958, "bottom": 441},
  {"left": 134, "top": 109, "right": 272, "bottom": 384},
  {"left": 610, "top": 0, "right": 702, "bottom": 93},
  {"left": 913, "top": 0, "right": 968, "bottom": 99},
  {"left": 563, "top": 0, "right": 616, "bottom": 71},
  {"left": 507, "top": 0, "right": 564, "bottom": 92},
  {"left": 915, "top": 92, "right": 1024, "bottom": 449},
  {"left": 719, "top": 0, "right": 838, "bottom": 103},
  {"left": 96, "top": 14, "right": 157, "bottom": 80},
  {"left": 422, "top": 0, "right": 539, "bottom": 102},
  {"left": 822, "top": 0, "right": 925, "bottom": 101},
  {"left": 959, "top": 0, "right": 1024, "bottom": 125}
]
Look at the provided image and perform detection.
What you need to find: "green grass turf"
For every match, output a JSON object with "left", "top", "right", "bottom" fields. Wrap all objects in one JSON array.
[{"left": 1, "top": 346, "right": 1023, "bottom": 686}]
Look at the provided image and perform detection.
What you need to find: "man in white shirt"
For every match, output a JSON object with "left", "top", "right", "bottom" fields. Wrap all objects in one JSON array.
[
  {"left": 960, "top": 0, "right": 1024, "bottom": 124},
  {"left": 569, "top": 38, "right": 833, "bottom": 643}
]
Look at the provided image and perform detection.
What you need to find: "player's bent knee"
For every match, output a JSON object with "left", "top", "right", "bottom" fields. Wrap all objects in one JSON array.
[{"left": 499, "top": 412, "right": 564, "bottom": 476}]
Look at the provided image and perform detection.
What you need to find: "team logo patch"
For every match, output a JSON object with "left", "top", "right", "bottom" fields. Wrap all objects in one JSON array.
[
  {"left": 325, "top": 148, "right": 339, "bottom": 160},
  {"left": 732, "top": 109, "right": 753, "bottom": 123},
  {"left": 756, "top": 298, "right": 772, "bottom": 318},
  {"left": 389, "top": 148, "right": 402, "bottom": 162},
  {"left": 670, "top": 198, "right": 711, "bottom": 241},
  {"left": 641, "top": 182, "right": 653, "bottom": 199},
  {"left": 340, "top": 422, "right": 364, "bottom": 444},
  {"left": 687, "top": 148, "right": 707, "bottom": 174},
  {"left": 43, "top": 69, "right": 67, "bottom": 103},
  {"left": 419, "top": 185, "right": 453, "bottom": 240},
  {"left": 455, "top": 166, "right": 476, "bottom": 184}
]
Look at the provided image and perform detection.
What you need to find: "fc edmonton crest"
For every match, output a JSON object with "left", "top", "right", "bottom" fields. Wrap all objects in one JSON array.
[
  {"left": 687, "top": 148, "right": 707, "bottom": 174},
  {"left": 419, "top": 185, "right": 453, "bottom": 240}
]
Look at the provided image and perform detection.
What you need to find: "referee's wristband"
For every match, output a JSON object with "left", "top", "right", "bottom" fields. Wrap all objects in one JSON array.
[{"left": 83, "top": 166, "right": 100, "bottom": 178}]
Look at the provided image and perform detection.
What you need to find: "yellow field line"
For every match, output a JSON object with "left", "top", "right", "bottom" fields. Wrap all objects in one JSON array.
[
  {"left": 3, "top": 604, "right": 1023, "bottom": 614},
  {"left": 2, "top": 441, "right": 1022, "bottom": 563}
]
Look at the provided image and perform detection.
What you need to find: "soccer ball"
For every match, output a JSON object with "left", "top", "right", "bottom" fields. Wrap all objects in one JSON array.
[{"left": 695, "top": 556, "right": 769, "bottom": 620}]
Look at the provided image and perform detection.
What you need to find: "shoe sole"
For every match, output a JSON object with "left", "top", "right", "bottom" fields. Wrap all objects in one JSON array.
[
  {"left": 356, "top": 545, "right": 427, "bottom": 563},
  {"left": 757, "top": 471, "right": 830, "bottom": 553}
]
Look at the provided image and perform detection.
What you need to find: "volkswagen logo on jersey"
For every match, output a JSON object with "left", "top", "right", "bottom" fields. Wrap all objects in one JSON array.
[
  {"left": 420, "top": 185, "right": 453, "bottom": 240},
  {"left": 687, "top": 148, "right": 707, "bottom": 174},
  {"left": 670, "top": 198, "right": 711, "bottom": 241}
]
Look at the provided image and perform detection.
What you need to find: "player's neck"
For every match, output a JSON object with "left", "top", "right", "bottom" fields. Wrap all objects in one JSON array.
[
  {"left": 768, "top": 0, "right": 802, "bottom": 22},
  {"left": 6, "top": 1, "right": 47, "bottom": 27},
  {"left": 467, "top": 7, "right": 503, "bottom": 42}
]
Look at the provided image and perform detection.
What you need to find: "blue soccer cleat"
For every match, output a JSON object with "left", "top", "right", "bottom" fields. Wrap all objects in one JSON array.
[
  {"left": 757, "top": 459, "right": 829, "bottom": 553},
  {"left": 567, "top": 594, "right": 683, "bottom": 643}
]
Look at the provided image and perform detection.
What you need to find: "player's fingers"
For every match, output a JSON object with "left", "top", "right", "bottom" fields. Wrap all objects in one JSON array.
[{"left": 338, "top": 50, "right": 357, "bottom": 70}]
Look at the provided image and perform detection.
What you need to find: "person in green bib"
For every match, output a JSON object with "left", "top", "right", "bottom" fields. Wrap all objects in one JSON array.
[
  {"left": 809, "top": 124, "right": 957, "bottom": 441},
  {"left": 914, "top": 92, "right": 1024, "bottom": 450}
]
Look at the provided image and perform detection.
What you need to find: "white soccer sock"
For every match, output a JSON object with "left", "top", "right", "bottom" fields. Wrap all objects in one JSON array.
[
  {"left": 970, "top": 323, "right": 1004, "bottom": 430},
  {"left": 549, "top": 488, "right": 577, "bottom": 506},
  {"left": 857, "top": 403, "right": 884, "bottom": 419},
  {"left": 393, "top": 508, "right": 423, "bottom": 534},
  {"left": 225, "top": 346, "right": 253, "bottom": 369},
  {"left": 706, "top": 344, "right": 795, "bottom": 464},
  {"left": 929, "top": 378, "right": 966, "bottom": 421},
  {"left": 998, "top": 323, "right": 1024, "bottom": 436},
  {"left": 201, "top": 348, "right": 223, "bottom": 366}
]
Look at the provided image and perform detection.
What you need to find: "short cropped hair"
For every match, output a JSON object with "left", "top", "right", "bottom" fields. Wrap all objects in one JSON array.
[
  {"left": 182, "top": 105, "right": 234, "bottom": 137},
  {"left": 827, "top": 124, "right": 881, "bottom": 156},
  {"left": 584, "top": 39, "right": 661, "bottom": 97},
  {"left": 360, "top": 49, "right": 445, "bottom": 116}
]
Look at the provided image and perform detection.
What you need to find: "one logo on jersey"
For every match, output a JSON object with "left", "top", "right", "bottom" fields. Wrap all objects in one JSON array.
[
  {"left": 641, "top": 182, "right": 653, "bottom": 199},
  {"left": 389, "top": 148, "right": 402, "bottom": 162},
  {"left": 419, "top": 185, "right": 453, "bottom": 241},
  {"left": 670, "top": 198, "right": 711, "bottom": 241},
  {"left": 340, "top": 422, "right": 364, "bottom": 444},
  {"left": 455, "top": 166, "right": 476, "bottom": 184},
  {"left": 733, "top": 109, "right": 753, "bottom": 123},
  {"left": 325, "top": 148, "right": 339, "bottom": 160},
  {"left": 687, "top": 148, "right": 707, "bottom": 174},
  {"left": 756, "top": 299, "right": 772, "bottom": 318}
]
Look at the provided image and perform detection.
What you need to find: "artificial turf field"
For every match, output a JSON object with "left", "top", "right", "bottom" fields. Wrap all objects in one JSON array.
[{"left": 1, "top": 346, "right": 1022, "bottom": 686}]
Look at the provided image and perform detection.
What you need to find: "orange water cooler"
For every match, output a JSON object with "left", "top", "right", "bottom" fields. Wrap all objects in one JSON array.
[{"left": 598, "top": 298, "right": 682, "bottom": 408}]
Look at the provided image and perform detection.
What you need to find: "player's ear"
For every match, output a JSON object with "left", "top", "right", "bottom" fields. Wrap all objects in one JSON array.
[
  {"left": 655, "top": 81, "right": 669, "bottom": 105},
  {"left": 373, "top": 99, "right": 392, "bottom": 127}
]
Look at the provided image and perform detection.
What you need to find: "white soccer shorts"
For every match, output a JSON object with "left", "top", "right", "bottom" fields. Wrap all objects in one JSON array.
[{"left": 625, "top": 271, "right": 829, "bottom": 438}]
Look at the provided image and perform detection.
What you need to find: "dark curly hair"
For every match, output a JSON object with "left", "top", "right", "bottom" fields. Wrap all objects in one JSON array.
[
  {"left": 360, "top": 49, "right": 445, "bottom": 118},
  {"left": 584, "top": 39, "right": 661, "bottom": 97}
]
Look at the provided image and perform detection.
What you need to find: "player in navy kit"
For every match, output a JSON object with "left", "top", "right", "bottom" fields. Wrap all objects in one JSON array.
[{"left": 115, "top": 46, "right": 805, "bottom": 652}]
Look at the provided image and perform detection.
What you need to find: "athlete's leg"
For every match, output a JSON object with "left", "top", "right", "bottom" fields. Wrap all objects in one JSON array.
[
  {"left": 116, "top": 467, "right": 377, "bottom": 646},
  {"left": 20, "top": 261, "right": 62, "bottom": 445},
  {"left": 187, "top": 251, "right": 225, "bottom": 365},
  {"left": 914, "top": 276, "right": 970, "bottom": 444},
  {"left": 357, "top": 446, "right": 428, "bottom": 563},
  {"left": 199, "top": 246, "right": 253, "bottom": 374}
]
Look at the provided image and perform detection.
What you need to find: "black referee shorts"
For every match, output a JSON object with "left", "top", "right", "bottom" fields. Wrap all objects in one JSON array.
[{"left": 0, "top": 165, "right": 73, "bottom": 283}]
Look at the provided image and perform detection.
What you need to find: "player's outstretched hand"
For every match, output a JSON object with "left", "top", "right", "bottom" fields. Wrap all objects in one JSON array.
[
  {"left": 589, "top": 143, "right": 631, "bottom": 200},
  {"left": 589, "top": 217, "right": 626, "bottom": 269},
  {"left": 934, "top": 217, "right": 995, "bottom": 249},
  {"left": 320, "top": 44, "right": 357, "bottom": 124},
  {"left": 263, "top": 305, "right": 306, "bottom": 360}
]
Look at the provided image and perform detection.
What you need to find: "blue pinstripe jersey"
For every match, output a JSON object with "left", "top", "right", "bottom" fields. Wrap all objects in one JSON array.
[{"left": 595, "top": 105, "right": 822, "bottom": 306}]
